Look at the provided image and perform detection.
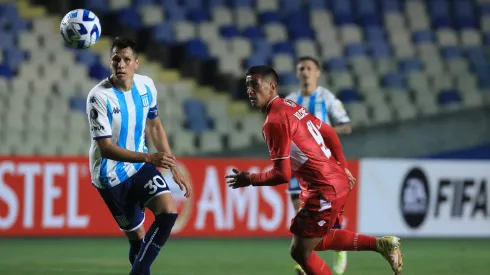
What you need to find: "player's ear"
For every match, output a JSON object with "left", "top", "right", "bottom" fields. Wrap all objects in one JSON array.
[{"left": 134, "top": 58, "right": 140, "bottom": 70}]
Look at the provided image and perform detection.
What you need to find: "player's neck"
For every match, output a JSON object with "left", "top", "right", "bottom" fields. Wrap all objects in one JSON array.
[
  {"left": 110, "top": 75, "right": 133, "bottom": 92},
  {"left": 300, "top": 84, "right": 318, "bottom": 96}
]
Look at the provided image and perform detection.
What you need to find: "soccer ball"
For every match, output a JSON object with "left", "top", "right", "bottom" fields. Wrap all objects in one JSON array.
[{"left": 60, "top": 9, "right": 101, "bottom": 49}]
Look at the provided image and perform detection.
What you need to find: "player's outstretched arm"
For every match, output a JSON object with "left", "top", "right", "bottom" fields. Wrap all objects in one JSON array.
[
  {"left": 334, "top": 123, "right": 352, "bottom": 135},
  {"left": 146, "top": 116, "right": 191, "bottom": 198},
  {"left": 226, "top": 158, "right": 292, "bottom": 188},
  {"left": 318, "top": 121, "right": 347, "bottom": 169},
  {"left": 250, "top": 158, "right": 292, "bottom": 186}
]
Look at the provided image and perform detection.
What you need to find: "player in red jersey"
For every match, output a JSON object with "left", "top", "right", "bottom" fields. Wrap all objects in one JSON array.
[{"left": 226, "top": 66, "right": 403, "bottom": 275}]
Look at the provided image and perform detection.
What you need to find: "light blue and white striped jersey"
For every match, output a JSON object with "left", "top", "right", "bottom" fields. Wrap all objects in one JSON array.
[
  {"left": 86, "top": 74, "right": 159, "bottom": 188},
  {"left": 286, "top": 86, "right": 350, "bottom": 126}
]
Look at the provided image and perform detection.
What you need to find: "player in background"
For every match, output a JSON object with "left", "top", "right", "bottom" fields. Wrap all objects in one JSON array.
[
  {"left": 286, "top": 57, "right": 352, "bottom": 274},
  {"left": 226, "top": 66, "right": 402, "bottom": 275},
  {"left": 86, "top": 37, "right": 191, "bottom": 275}
]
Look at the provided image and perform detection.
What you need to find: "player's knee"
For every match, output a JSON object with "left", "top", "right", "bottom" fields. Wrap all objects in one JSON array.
[
  {"left": 148, "top": 193, "right": 178, "bottom": 215},
  {"left": 125, "top": 226, "right": 145, "bottom": 240}
]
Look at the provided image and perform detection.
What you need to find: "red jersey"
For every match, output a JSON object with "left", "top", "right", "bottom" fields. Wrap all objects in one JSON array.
[{"left": 250, "top": 96, "right": 349, "bottom": 202}]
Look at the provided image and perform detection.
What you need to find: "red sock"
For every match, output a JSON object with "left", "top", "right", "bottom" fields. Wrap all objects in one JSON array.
[
  {"left": 314, "top": 229, "right": 377, "bottom": 251},
  {"left": 299, "top": 252, "right": 332, "bottom": 275}
]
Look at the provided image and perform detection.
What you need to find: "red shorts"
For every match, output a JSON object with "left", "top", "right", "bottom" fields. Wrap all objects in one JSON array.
[{"left": 290, "top": 190, "right": 349, "bottom": 238}]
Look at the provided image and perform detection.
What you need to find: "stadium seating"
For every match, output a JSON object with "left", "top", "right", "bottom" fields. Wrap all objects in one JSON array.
[{"left": 1, "top": 0, "right": 490, "bottom": 156}]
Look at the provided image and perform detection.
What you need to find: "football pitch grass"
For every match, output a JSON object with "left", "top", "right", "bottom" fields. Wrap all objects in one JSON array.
[{"left": 0, "top": 238, "right": 489, "bottom": 274}]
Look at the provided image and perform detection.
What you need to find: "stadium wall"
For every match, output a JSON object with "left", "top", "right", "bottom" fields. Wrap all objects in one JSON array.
[{"left": 0, "top": 157, "right": 488, "bottom": 237}]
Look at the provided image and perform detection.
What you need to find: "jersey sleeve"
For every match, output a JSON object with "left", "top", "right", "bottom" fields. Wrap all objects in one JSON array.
[
  {"left": 323, "top": 90, "right": 350, "bottom": 124},
  {"left": 146, "top": 77, "right": 159, "bottom": 120},
  {"left": 87, "top": 92, "right": 112, "bottom": 140},
  {"left": 263, "top": 121, "right": 291, "bottom": 160}
]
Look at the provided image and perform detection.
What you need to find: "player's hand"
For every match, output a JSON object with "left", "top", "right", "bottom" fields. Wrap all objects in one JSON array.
[
  {"left": 225, "top": 168, "right": 251, "bottom": 189},
  {"left": 345, "top": 168, "right": 356, "bottom": 190},
  {"left": 171, "top": 166, "right": 191, "bottom": 198},
  {"left": 148, "top": 152, "right": 176, "bottom": 169}
]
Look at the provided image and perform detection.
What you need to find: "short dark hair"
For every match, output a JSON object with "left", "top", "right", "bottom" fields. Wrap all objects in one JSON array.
[
  {"left": 245, "top": 65, "right": 279, "bottom": 83},
  {"left": 297, "top": 56, "right": 320, "bottom": 68},
  {"left": 111, "top": 37, "right": 138, "bottom": 57}
]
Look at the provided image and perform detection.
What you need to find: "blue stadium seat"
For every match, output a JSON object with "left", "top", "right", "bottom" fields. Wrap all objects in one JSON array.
[
  {"left": 8, "top": 17, "right": 30, "bottom": 33},
  {"left": 466, "top": 47, "right": 487, "bottom": 66},
  {"left": 287, "top": 12, "right": 310, "bottom": 28},
  {"left": 245, "top": 54, "right": 269, "bottom": 68},
  {"left": 454, "top": 1, "right": 476, "bottom": 29},
  {"left": 186, "top": 39, "right": 209, "bottom": 59},
  {"left": 345, "top": 43, "right": 366, "bottom": 57},
  {"left": 4, "top": 49, "right": 25, "bottom": 70},
  {"left": 0, "top": 3, "right": 17, "bottom": 18},
  {"left": 184, "top": 99, "right": 210, "bottom": 133},
  {"left": 118, "top": 8, "right": 142, "bottom": 29},
  {"left": 89, "top": 63, "right": 111, "bottom": 80},
  {"left": 325, "top": 57, "right": 348, "bottom": 71},
  {"left": 437, "top": 89, "right": 462, "bottom": 105},
  {"left": 207, "top": 0, "right": 226, "bottom": 7},
  {"left": 279, "top": 72, "right": 299, "bottom": 85},
  {"left": 182, "top": 0, "right": 204, "bottom": 9},
  {"left": 288, "top": 25, "right": 315, "bottom": 40},
  {"left": 187, "top": 9, "right": 210, "bottom": 23},
  {"left": 370, "top": 42, "right": 391, "bottom": 57},
  {"left": 220, "top": 25, "right": 240, "bottom": 39},
  {"left": 133, "top": 0, "right": 153, "bottom": 7},
  {"left": 440, "top": 46, "right": 462, "bottom": 59},
  {"left": 158, "top": 0, "right": 179, "bottom": 9},
  {"left": 307, "top": 0, "right": 328, "bottom": 10},
  {"left": 83, "top": 0, "right": 110, "bottom": 14},
  {"left": 480, "top": 4, "right": 490, "bottom": 15},
  {"left": 477, "top": 70, "right": 490, "bottom": 89},
  {"left": 69, "top": 95, "right": 86, "bottom": 113},
  {"left": 252, "top": 39, "right": 272, "bottom": 59},
  {"left": 259, "top": 11, "right": 282, "bottom": 24},
  {"left": 399, "top": 58, "right": 423, "bottom": 73},
  {"left": 383, "top": 72, "right": 405, "bottom": 88},
  {"left": 357, "top": 0, "right": 381, "bottom": 26},
  {"left": 484, "top": 32, "right": 490, "bottom": 45},
  {"left": 380, "top": 0, "right": 401, "bottom": 12},
  {"left": 332, "top": 0, "right": 355, "bottom": 25},
  {"left": 413, "top": 30, "right": 435, "bottom": 44},
  {"left": 273, "top": 41, "right": 295, "bottom": 56},
  {"left": 165, "top": 6, "right": 187, "bottom": 22},
  {"left": 365, "top": 27, "right": 386, "bottom": 42},
  {"left": 230, "top": 0, "right": 253, "bottom": 8},
  {"left": 242, "top": 26, "right": 263, "bottom": 40},
  {"left": 0, "top": 32, "right": 15, "bottom": 50},
  {"left": 338, "top": 88, "right": 362, "bottom": 103},
  {"left": 282, "top": 1, "right": 302, "bottom": 16},
  {"left": 75, "top": 50, "right": 99, "bottom": 67},
  {"left": 0, "top": 64, "right": 13, "bottom": 78},
  {"left": 153, "top": 23, "right": 174, "bottom": 42}
]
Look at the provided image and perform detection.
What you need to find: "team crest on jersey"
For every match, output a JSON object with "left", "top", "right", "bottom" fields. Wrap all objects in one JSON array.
[
  {"left": 141, "top": 93, "right": 149, "bottom": 107},
  {"left": 284, "top": 99, "right": 296, "bottom": 107}
]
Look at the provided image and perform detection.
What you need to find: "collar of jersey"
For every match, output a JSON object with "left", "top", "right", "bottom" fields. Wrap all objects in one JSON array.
[{"left": 265, "top": 96, "right": 280, "bottom": 113}]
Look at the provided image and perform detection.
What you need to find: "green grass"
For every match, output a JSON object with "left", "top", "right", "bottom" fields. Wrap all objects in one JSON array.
[{"left": 0, "top": 238, "right": 489, "bottom": 274}]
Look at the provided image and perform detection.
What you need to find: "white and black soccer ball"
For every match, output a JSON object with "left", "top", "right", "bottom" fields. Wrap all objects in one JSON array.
[{"left": 60, "top": 9, "right": 101, "bottom": 49}]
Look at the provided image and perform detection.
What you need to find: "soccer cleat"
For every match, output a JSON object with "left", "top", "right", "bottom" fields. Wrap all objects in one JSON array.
[
  {"left": 332, "top": 251, "right": 347, "bottom": 275},
  {"left": 294, "top": 264, "right": 306, "bottom": 275},
  {"left": 376, "top": 236, "right": 403, "bottom": 275}
]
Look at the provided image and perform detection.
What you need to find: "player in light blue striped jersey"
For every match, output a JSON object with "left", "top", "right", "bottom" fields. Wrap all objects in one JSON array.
[
  {"left": 286, "top": 56, "right": 352, "bottom": 275},
  {"left": 86, "top": 37, "right": 191, "bottom": 275}
]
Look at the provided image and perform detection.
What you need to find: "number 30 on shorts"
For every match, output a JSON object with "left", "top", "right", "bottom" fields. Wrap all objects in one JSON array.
[{"left": 144, "top": 175, "right": 167, "bottom": 195}]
